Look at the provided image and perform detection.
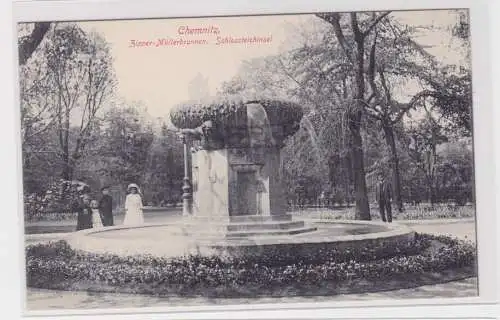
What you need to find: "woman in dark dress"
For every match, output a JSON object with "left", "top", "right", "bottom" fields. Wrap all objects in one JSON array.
[{"left": 73, "top": 193, "right": 93, "bottom": 231}]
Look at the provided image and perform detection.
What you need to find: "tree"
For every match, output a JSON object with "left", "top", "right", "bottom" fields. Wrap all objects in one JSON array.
[
  {"left": 402, "top": 102, "right": 449, "bottom": 206},
  {"left": 314, "top": 12, "right": 392, "bottom": 220},
  {"left": 308, "top": 13, "right": 470, "bottom": 213},
  {"left": 40, "top": 24, "right": 117, "bottom": 180},
  {"left": 351, "top": 17, "right": 432, "bottom": 212},
  {"left": 434, "top": 139, "right": 474, "bottom": 205},
  {"left": 142, "top": 123, "right": 184, "bottom": 205},
  {"left": 395, "top": 10, "right": 472, "bottom": 138},
  {"left": 19, "top": 23, "right": 60, "bottom": 150},
  {"left": 423, "top": 68, "right": 472, "bottom": 137},
  {"left": 217, "top": 11, "right": 473, "bottom": 214},
  {"left": 97, "top": 105, "right": 154, "bottom": 189},
  {"left": 397, "top": 61, "right": 472, "bottom": 138}
]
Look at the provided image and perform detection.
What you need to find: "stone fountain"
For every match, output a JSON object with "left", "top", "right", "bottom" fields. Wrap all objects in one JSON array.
[
  {"left": 67, "top": 99, "right": 414, "bottom": 258},
  {"left": 171, "top": 99, "right": 316, "bottom": 240}
]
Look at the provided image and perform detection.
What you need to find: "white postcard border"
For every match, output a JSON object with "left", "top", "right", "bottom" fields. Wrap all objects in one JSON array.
[{"left": 3, "top": 0, "right": 498, "bottom": 319}]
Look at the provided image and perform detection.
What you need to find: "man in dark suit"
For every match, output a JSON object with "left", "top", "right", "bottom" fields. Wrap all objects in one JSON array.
[
  {"left": 376, "top": 176, "right": 393, "bottom": 223},
  {"left": 98, "top": 186, "right": 114, "bottom": 226}
]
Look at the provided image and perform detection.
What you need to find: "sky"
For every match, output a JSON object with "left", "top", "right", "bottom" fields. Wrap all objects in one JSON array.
[{"left": 76, "top": 10, "right": 467, "bottom": 123}]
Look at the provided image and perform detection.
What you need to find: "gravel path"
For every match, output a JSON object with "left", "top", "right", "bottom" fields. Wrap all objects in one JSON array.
[{"left": 26, "top": 277, "right": 477, "bottom": 311}]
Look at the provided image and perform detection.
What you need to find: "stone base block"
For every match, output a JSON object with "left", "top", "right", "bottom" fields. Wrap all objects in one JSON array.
[{"left": 180, "top": 214, "right": 316, "bottom": 239}]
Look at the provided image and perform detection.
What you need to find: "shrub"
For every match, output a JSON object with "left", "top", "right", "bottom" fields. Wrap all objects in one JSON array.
[
  {"left": 25, "top": 234, "right": 476, "bottom": 297},
  {"left": 24, "top": 180, "right": 90, "bottom": 222}
]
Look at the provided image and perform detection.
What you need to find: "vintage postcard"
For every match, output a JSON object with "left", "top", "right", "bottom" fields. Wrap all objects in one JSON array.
[{"left": 9, "top": 0, "right": 498, "bottom": 319}]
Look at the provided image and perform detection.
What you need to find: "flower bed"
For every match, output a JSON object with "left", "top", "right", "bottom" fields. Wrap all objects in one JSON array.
[{"left": 25, "top": 234, "right": 476, "bottom": 298}]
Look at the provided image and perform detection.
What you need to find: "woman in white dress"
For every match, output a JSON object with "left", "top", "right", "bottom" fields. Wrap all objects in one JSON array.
[
  {"left": 90, "top": 200, "right": 104, "bottom": 228},
  {"left": 123, "top": 183, "right": 144, "bottom": 225}
]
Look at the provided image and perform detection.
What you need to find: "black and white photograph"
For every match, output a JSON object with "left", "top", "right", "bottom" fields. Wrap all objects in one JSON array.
[{"left": 11, "top": 2, "right": 496, "bottom": 317}]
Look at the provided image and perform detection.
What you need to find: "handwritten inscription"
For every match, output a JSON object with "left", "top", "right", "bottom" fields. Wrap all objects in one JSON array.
[
  {"left": 215, "top": 35, "right": 272, "bottom": 46},
  {"left": 129, "top": 25, "right": 272, "bottom": 48},
  {"left": 177, "top": 25, "right": 220, "bottom": 35},
  {"left": 129, "top": 38, "right": 208, "bottom": 48}
]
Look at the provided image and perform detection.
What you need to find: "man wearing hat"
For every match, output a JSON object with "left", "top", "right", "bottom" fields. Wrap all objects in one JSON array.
[
  {"left": 98, "top": 186, "right": 114, "bottom": 227},
  {"left": 376, "top": 174, "right": 393, "bottom": 223}
]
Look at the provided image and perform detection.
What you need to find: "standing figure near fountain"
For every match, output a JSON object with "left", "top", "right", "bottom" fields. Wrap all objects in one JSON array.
[
  {"left": 123, "top": 183, "right": 144, "bottom": 225},
  {"left": 90, "top": 200, "right": 104, "bottom": 228},
  {"left": 74, "top": 193, "right": 93, "bottom": 231},
  {"left": 98, "top": 186, "right": 114, "bottom": 227},
  {"left": 376, "top": 175, "right": 393, "bottom": 223}
]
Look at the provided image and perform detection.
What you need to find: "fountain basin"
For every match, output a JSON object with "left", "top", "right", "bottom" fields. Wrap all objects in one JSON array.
[{"left": 66, "top": 219, "right": 415, "bottom": 258}]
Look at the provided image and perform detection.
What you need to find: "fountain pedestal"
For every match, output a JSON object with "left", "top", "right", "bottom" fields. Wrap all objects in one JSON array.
[{"left": 172, "top": 100, "right": 316, "bottom": 239}]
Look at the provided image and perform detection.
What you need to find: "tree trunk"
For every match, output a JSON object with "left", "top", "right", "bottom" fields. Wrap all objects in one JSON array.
[
  {"left": 318, "top": 12, "right": 372, "bottom": 218},
  {"left": 429, "top": 185, "right": 437, "bottom": 207},
  {"left": 327, "top": 157, "right": 337, "bottom": 200},
  {"left": 18, "top": 22, "right": 51, "bottom": 66},
  {"left": 382, "top": 123, "right": 404, "bottom": 212},
  {"left": 350, "top": 21, "right": 371, "bottom": 220},
  {"left": 349, "top": 111, "right": 371, "bottom": 220},
  {"left": 343, "top": 154, "right": 352, "bottom": 205},
  {"left": 425, "top": 126, "right": 438, "bottom": 207},
  {"left": 61, "top": 155, "right": 74, "bottom": 181}
]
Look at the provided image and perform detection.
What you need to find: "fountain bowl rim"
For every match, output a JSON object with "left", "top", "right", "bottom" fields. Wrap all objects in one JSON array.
[
  {"left": 169, "top": 98, "right": 304, "bottom": 130},
  {"left": 66, "top": 219, "right": 415, "bottom": 257}
]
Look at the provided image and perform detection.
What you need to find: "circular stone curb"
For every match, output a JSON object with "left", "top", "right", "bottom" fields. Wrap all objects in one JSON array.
[{"left": 66, "top": 220, "right": 415, "bottom": 258}]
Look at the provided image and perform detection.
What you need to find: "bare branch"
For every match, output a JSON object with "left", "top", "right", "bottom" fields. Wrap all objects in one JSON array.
[
  {"left": 277, "top": 57, "right": 341, "bottom": 112},
  {"left": 363, "top": 12, "right": 391, "bottom": 36},
  {"left": 379, "top": 69, "right": 391, "bottom": 103},
  {"left": 391, "top": 90, "right": 437, "bottom": 124},
  {"left": 366, "top": 92, "right": 376, "bottom": 104},
  {"left": 316, "top": 13, "right": 354, "bottom": 63},
  {"left": 354, "top": 98, "right": 382, "bottom": 120},
  {"left": 368, "top": 31, "right": 377, "bottom": 84},
  {"left": 367, "top": 30, "right": 379, "bottom": 103},
  {"left": 350, "top": 12, "right": 362, "bottom": 41},
  {"left": 23, "top": 116, "right": 59, "bottom": 141}
]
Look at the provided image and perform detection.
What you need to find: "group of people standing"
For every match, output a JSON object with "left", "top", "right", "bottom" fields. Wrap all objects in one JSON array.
[
  {"left": 73, "top": 183, "right": 144, "bottom": 231},
  {"left": 71, "top": 177, "right": 393, "bottom": 230}
]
